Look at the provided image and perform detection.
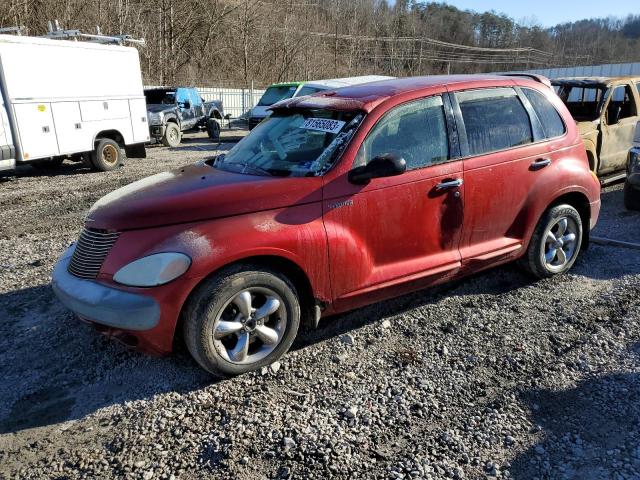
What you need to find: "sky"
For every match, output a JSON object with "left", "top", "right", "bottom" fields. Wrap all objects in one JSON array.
[{"left": 440, "top": 0, "right": 638, "bottom": 27}]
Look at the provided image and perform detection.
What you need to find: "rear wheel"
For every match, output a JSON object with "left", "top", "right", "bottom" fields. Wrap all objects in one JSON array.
[
  {"left": 207, "top": 117, "right": 221, "bottom": 141},
  {"left": 624, "top": 181, "right": 640, "bottom": 211},
  {"left": 520, "top": 204, "right": 583, "bottom": 278},
  {"left": 90, "top": 138, "right": 123, "bottom": 172},
  {"left": 183, "top": 265, "right": 301, "bottom": 377},
  {"left": 162, "top": 122, "right": 181, "bottom": 147}
]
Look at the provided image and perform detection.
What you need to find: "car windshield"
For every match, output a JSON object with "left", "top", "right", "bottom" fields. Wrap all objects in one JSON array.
[
  {"left": 257, "top": 85, "right": 299, "bottom": 106},
  {"left": 145, "top": 89, "right": 176, "bottom": 105},
  {"left": 556, "top": 85, "right": 606, "bottom": 121},
  {"left": 214, "top": 109, "right": 362, "bottom": 177}
]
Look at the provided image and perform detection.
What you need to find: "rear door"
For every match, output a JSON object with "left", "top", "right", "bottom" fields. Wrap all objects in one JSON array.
[
  {"left": 599, "top": 84, "right": 639, "bottom": 174},
  {"left": 453, "top": 86, "right": 567, "bottom": 264}
]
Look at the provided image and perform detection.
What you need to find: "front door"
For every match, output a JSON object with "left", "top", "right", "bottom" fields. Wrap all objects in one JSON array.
[
  {"left": 323, "top": 95, "right": 464, "bottom": 311},
  {"left": 599, "top": 84, "right": 639, "bottom": 174}
]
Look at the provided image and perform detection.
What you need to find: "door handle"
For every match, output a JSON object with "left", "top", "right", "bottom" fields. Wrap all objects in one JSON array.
[
  {"left": 530, "top": 158, "right": 551, "bottom": 170},
  {"left": 435, "top": 178, "right": 463, "bottom": 190}
]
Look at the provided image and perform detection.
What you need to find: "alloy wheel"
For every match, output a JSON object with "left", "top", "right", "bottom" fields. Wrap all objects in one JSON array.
[
  {"left": 212, "top": 287, "right": 286, "bottom": 365},
  {"left": 543, "top": 216, "right": 578, "bottom": 272}
]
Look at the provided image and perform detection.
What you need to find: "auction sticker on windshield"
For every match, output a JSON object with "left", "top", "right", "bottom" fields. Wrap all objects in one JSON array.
[{"left": 300, "top": 118, "right": 346, "bottom": 134}]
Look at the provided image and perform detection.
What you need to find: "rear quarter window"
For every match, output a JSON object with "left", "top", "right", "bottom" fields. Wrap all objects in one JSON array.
[
  {"left": 522, "top": 88, "right": 566, "bottom": 139},
  {"left": 456, "top": 88, "right": 533, "bottom": 156}
]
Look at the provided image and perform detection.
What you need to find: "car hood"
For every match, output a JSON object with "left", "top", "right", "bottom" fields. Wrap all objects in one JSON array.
[
  {"left": 86, "top": 163, "right": 323, "bottom": 231},
  {"left": 146, "top": 104, "right": 174, "bottom": 114}
]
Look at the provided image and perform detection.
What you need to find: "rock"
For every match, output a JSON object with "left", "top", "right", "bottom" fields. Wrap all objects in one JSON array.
[
  {"left": 270, "top": 361, "right": 281, "bottom": 374},
  {"left": 283, "top": 437, "right": 297, "bottom": 449},
  {"left": 340, "top": 334, "right": 355, "bottom": 346},
  {"left": 346, "top": 406, "right": 358, "bottom": 418},
  {"left": 381, "top": 320, "right": 391, "bottom": 329}
]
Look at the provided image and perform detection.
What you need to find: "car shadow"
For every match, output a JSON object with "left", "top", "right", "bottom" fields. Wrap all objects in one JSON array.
[
  {"left": 0, "top": 160, "right": 93, "bottom": 180},
  {"left": 0, "top": 222, "right": 636, "bottom": 434},
  {"left": 510, "top": 346, "right": 640, "bottom": 479}
]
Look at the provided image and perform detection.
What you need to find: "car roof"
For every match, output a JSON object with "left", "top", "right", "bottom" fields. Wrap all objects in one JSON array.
[
  {"left": 272, "top": 74, "right": 533, "bottom": 113},
  {"left": 552, "top": 76, "right": 640, "bottom": 88},
  {"left": 301, "top": 75, "right": 395, "bottom": 90}
]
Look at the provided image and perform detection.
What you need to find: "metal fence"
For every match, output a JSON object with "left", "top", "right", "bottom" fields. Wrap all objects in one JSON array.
[
  {"left": 144, "top": 85, "right": 266, "bottom": 119},
  {"left": 505, "top": 62, "right": 640, "bottom": 79}
]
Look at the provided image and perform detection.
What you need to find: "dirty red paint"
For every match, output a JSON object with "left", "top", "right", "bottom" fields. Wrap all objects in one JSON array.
[{"left": 70, "top": 75, "right": 601, "bottom": 354}]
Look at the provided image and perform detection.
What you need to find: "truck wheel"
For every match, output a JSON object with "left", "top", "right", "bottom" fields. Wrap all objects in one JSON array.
[
  {"left": 207, "top": 118, "right": 221, "bottom": 141},
  {"left": 183, "top": 265, "right": 301, "bottom": 377},
  {"left": 90, "top": 138, "right": 123, "bottom": 172},
  {"left": 624, "top": 181, "right": 640, "bottom": 211},
  {"left": 520, "top": 204, "right": 583, "bottom": 279},
  {"left": 162, "top": 123, "right": 181, "bottom": 147},
  {"left": 31, "top": 157, "right": 64, "bottom": 171}
]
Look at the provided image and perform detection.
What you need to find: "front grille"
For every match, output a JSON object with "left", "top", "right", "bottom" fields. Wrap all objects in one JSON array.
[{"left": 68, "top": 228, "right": 120, "bottom": 279}]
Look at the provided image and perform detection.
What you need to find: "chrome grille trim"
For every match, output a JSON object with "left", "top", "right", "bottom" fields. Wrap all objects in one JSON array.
[{"left": 67, "top": 228, "right": 120, "bottom": 279}]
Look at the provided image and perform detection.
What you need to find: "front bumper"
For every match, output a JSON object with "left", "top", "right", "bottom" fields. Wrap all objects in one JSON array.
[
  {"left": 149, "top": 124, "right": 166, "bottom": 139},
  {"left": 51, "top": 245, "right": 161, "bottom": 331}
]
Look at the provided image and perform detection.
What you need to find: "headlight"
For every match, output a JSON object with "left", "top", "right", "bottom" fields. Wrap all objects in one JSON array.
[
  {"left": 148, "top": 112, "right": 164, "bottom": 125},
  {"left": 113, "top": 253, "right": 191, "bottom": 287},
  {"left": 629, "top": 149, "right": 640, "bottom": 173}
]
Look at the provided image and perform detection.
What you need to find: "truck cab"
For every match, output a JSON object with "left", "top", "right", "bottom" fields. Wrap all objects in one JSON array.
[
  {"left": 145, "top": 87, "right": 224, "bottom": 147},
  {"left": 553, "top": 76, "right": 640, "bottom": 179}
]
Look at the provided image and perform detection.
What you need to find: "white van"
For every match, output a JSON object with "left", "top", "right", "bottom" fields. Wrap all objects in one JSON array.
[
  {"left": 248, "top": 75, "right": 394, "bottom": 129},
  {"left": 0, "top": 34, "right": 148, "bottom": 172}
]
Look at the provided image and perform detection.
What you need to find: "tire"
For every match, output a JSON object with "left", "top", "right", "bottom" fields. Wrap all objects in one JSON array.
[
  {"left": 624, "top": 181, "right": 640, "bottom": 211},
  {"left": 31, "top": 157, "right": 64, "bottom": 171},
  {"left": 162, "top": 122, "right": 181, "bottom": 147},
  {"left": 520, "top": 204, "right": 583, "bottom": 279},
  {"left": 90, "top": 138, "right": 123, "bottom": 172},
  {"left": 207, "top": 117, "right": 221, "bottom": 141},
  {"left": 183, "top": 265, "right": 301, "bottom": 377}
]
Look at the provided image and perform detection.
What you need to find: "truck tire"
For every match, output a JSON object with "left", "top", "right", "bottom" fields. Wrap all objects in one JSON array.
[
  {"left": 624, "top": 181, "right": 640, "bottom": 211},
  {"left": 31, "top": 157, "right": 64, "bottom": 171},
  {"left": 183, "top": 264, "right": 301, "bottom": 377},
  {"left": 519, "top": 204, "right": 583, "bottom": 279},
  {"left": 90, "top": 138, "right": 123, "bottom": 172},
  {"left": 207, "top": 118, "right": 221, "bottom": 141},
  {"left": 162, "top": 122, "right": 181, "bottom": 147}
]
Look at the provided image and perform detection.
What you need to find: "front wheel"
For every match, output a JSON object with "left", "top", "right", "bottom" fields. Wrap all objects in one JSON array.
[
  {"left": 162, "top": 122, "right": 181, "bottom": 147},
  {"left": 624, "top": 181, "right": 640, "bottom": 211},
  {"left": 183, "top": 265, "right": 301, "bottom": 377},
  {"left": 520, "top": 204, "right": 583, "bottom": 279}
]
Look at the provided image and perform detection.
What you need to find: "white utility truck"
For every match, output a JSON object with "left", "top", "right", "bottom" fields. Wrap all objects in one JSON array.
[{"left": 0, "top": 31, "right": 148, "bottom": 172}]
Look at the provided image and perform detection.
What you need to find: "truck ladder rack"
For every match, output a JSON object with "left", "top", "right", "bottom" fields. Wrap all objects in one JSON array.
[
  {"left": 0, "top": 26, "right": 26, "bottom": 35},
  {"left": 44, "top": 21, "right": 145, "bottom": 46}
]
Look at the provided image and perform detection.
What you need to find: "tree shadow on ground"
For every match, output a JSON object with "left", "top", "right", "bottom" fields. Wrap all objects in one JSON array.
[{"left": 511, "top": 348, "right": 640, "bottom": 479}]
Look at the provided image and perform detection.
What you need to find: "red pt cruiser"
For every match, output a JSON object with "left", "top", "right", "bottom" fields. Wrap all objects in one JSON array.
[{"left": 52, "top": 75, "right": 601, "bottom": 376}]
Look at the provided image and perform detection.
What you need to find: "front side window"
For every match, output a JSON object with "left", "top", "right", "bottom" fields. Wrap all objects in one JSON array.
[
  {"left": 257, "top": 86, "right": 299, "bottom": 106},
  {"left": 214, "top": 109, "right": 361, "bottom": 177},
  {"left": 354, "top": 96, "right": 450, "bottom": 170},
  {"left": 606, "top": 85, "right": 637, "bottom": 124},
  {"left": 457, "top": 88, "right": 533, "bottom": 156},
  {"left": 144, "top": 89, "right": 176, "bottom": 105},
  {"left": 522, "top": 88, "right": 566, "bottom": 139}
]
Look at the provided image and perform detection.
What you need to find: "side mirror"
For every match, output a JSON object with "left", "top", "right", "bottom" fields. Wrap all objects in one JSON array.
[
  {"left": 348, "top": 153, "right": 406, "bottom": 184},
  {"left": 608, "top": 105, "right": 622, "bottom": 125}
]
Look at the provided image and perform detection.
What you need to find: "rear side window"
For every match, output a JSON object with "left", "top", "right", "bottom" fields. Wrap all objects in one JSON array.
[
  {"left": 355, "top": 96, "right": 449, "bottom": 170},
  {"left": 457, "top": 88, "right": 533, "bottom": 156},
  {"left": 522, "top": 88, "right": 565, "bottom": 139}
]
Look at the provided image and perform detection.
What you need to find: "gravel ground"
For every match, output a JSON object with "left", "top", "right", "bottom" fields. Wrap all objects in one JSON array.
[{"left": 0, "top": 132, "right": 639, "bottom": 480}]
